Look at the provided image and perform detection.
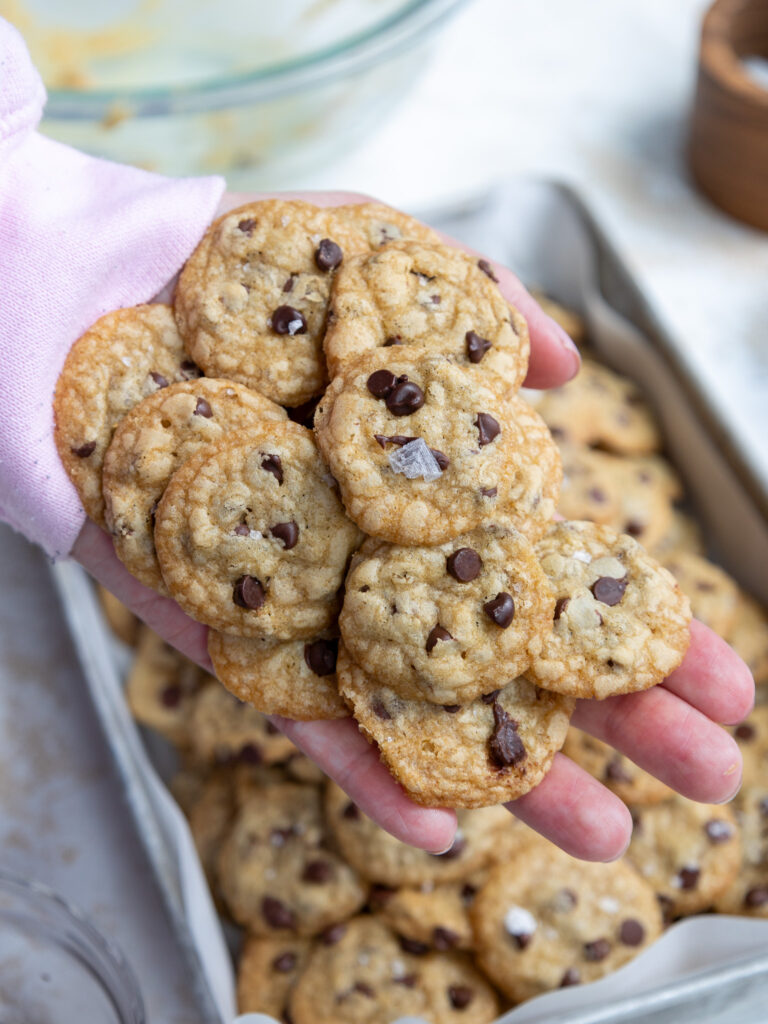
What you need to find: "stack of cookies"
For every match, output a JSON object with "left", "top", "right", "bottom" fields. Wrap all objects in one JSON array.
[{"left": 55, "top": 199, "right": 696, "bottom": 811}]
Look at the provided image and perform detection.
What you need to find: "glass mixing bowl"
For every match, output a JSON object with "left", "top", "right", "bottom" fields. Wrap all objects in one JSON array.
[
  {"left": 0, "top": 872, "right": 145, "bottom": 1024},
  {"left": 6, "top": 0, "right": 465, "bottom": 183}
]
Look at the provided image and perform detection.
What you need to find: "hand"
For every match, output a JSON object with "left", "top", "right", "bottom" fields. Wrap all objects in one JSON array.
[{"left": 73, "top": 192, "right": 754, "bottom": 863}]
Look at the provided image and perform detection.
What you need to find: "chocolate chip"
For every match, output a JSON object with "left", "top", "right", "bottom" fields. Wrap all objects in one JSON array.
[
  {"left": 483, "top": 592, "right": 515, "bottom": 628},
  {"left": 282, "top": 274, "right": 297, "bottom": 293},
  {"left": 591, "top": 576, "right": 627, "bottom": 606},
  {"left": 351, "top": 982, "right": 375, "bottom": 998},
  {"left": 399, "top": 936, "right": 430, "bottom": 955},
  {"left": 394, "top": 973, "right": 418, "bottom": 988},
  {"left": 430, "top": 448, "right": 450, "bottom": 470},
  {"left": 286, "top": 396, "right": 320, "bottom": 428},
  {"left": 265, "top": 721, "right": 280, "bottom": 735},
  {"left": 314, "top": 238, "right": 343, "bottom": 271},
  {"left": 270, "top": 521, "right": 299, "bottom": 549},
  {"left": 584, "top": 938, "right": 611, "bottom": 962},
  {"left": 238, "top": 217, "right": 256, "bottom": 233},
  {"left": 587, "top": 486, "right": 607, "bottom": 503},
  {"left": 383, "top": 335, "right": 402, "bottom": 347},
  {"left": 465, "top": 330, "right": 493, "bottom": 364},
  {"left": 735, "top": 723, "right": 756, "bottom": 741},
  {"left": 461, "top": 883, "right": 478, "bottom": 903},
  {"left": 447, "top": 547, "right": 482, "bottom": 582},
  {"left": 367, "top": 369, "right": 398, "bottom": 398},
  {"left": 478, "top": 258, "right": 499, "bottom": 282},
  {"left": 71, "top": 441, "right": 96, "bottom": 458},
  {"left": 510, "top": 930, "right": 533, "bottom": 950},
  {"left": 262, "top": 897, "right": 296, "bottom": 930},
  {"left": 321, "top": 923, "right": 347, "bottom": 945},
  {"left": 605, "top": 755, "right": 632, "bottom": 783},
  {"left": 371, "top": 698, "right": 391, "bottom": 720},
  {"left": 481, "top": 690, "right": 501, "bottom": 704},
  {"left": 426, "top": 625, "right": 453, "bottom": 652},
  {"left": 488, "top": 702, "right": 526, "bottom": 768},
  {"left": 625, "top": 520, "right": 644, "bottom": 537},
  {"left": 233, "top": 575, "right": 266, "bottom": 610},
  {"left": 261, "top": 454, "right": 283, "bottom": 484},
  {"left": 374, "top": 433, "right": 418, "bottom": 448},
  {"left": 745, "top": 887, "right": 768, "bottom": 907},
  {"left": 179, "top": 359, "right": 201, "bottom": 379},
  {"left": 560, "top": 967, "right": 581, "bottom": 987},
  {"left": 270, "top": 305, "right": 307, "bottom": 336},
  {"left": 433, "top": 927, "right": 460, "bottom": 951},
  {"left": 193, "top": 396, "right": 213, "bottom": 418},
  {"left": 704, "top": 819, "right": 734, "bottom": 844},
  {"left": 448, "top": 985, "right": 474, "bottom": 1009},
  {"left": 435, "top": 835, "right": 466, "bottom": 860},
  {"left": 234, "top": 523, "right": 250, "bottom": 536},
  {"left": 304, "top": 638, "right": 338, "bottom": 677},
  {"left": 342, "top": 801, "right": 360, "bottom": 821},
  {"left": 481, "top": 486, "right": 497, "bottom": 498},
  {"left": 272, "top": 951, "right": 297, "bottom": 973},
  {"left": 619, "top": 919, "right": 645, "bottom": 946},
  {"left": 150, "top": 371, "right": 169, "bottom": 389},
  {"left": 238, "top": 742, "right": 263, "bottom": 764},
  {"left": 554, "top": 597, "right": 570, "bottom": 620},
  {"left": 160, "top": 684, "right": 182, "bottom": 708},
  {"left": 442, "top": 704, "right": 461, "bottom": 713},
  {"left": 677, "top": 866, "right": 700, "bottom": 890},
  {"left": 303, "top": 860, "right": 332, "bottom": 883},
  {"left": 368, "top": 885, "right": 395, "bottom": 909},
  {"left": 475, "top": 412, "right": 501, "bottom": 446},
  {"left": 386, "top": 380, "right": 425, "bottom": 416}
]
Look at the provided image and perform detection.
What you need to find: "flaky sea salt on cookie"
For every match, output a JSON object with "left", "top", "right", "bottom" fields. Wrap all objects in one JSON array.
[
  {"left": 154, "top": 421, "right": 362, "bottom": 639},
  {"left": 340, "top": 528, "right": 554, "bottom": 705},
  {"left": 528, "top": 521, "right": 691, "bottom": 699},
  {"left": 338, "top": 645, "right": 573, "bottom": 808},
  {"left": 323, "top": 240, "right": 529, "bottom": 385}
]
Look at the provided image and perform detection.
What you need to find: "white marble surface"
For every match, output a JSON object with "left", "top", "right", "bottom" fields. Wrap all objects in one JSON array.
[{"left": 289, "top": 0, "right": 768, "bottom": 490}]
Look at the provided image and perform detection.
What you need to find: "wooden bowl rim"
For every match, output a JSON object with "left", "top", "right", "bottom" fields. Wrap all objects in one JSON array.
[{"left": 700, "top": 0, "right": 768, "bottom": 108}]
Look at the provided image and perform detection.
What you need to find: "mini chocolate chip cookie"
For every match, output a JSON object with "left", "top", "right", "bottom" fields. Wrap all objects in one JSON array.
[
  {"left": 725, "top": 593, "right": 768, "bottom": 686},
  {"left": 340, "top": 528, "right": 554, "bottom": 704},
  {"left": 187, "top": 681, "right": 296, "bottom": 767},
  {"left": 154, "top": 421, "right": 362, "bottom": 639},
  {"left": 184, "top": 768, "right": 237, "bottom": 901},
  {"left": 374, "top": 881, "right": 477, "bottom": 953},
  {"left": 338, "top": 647, "right": 573, "bottom": 807},
  {"left": 471, "top": 838, "right": 662, "bottom": 1004},
  {"left": 207, "top": 629, "right": 348, "bottom": 721},
  {"left": 323, "top": 240, "right": 529, "bottom": 386},
  {"left": 217, "top": 782, "right": 367, "bottom": 938},
  {"left": 528, "top": 521, "right": 691, "bottom": 700},
  {"left": 288, "top": 916, "right": 499, "bottom": 1024},
  {"left": 729, "top": 706, "right": 768, "bottom": 787},
  {"left": 103, "top": 378, "right": 286, "bottom": 592},
  {"left": 174, "top": 200, "right": 369, "bottom": 406},
  {"left": 535, "top": 358, "right": 662, "bottom": 455},
  {"left": 54, "top": 304, "right": 197, "bottom": 525},
  {"left": 562, "top": 729, "right": 673, "bottom": 806},
  {"left": 662, "top": 551, "right": 742, "bottom": 638},
  {"left": 97, "top": 586, "right": 141, "bottom": 647},
  {"left": 237, "top": 935, "right": 311, "bottom": 1017},
  {"left": 714, "top": 785, "right": 768, "bottom": 919},
  {"left": 325, "top": 781, "right": 512, "bottom": 887},
  {"left": 625, "top": 795, "right": 742, "bottom": 919},
  {"left": 337, "top": 201, "right": 442, "bottom": 250},
  {"left": 314, "top": 350, "right": 520, "bottom": 545}
]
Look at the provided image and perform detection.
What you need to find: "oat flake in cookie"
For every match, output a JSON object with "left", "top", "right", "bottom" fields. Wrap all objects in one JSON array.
[
  {"left": 471, "top": 838, "right": 662, "bottom": 1004},
  {"left": 528, "top": 521, "right": 691, "bottom": 699},
  {"left": 174, "top": 200, "right": 369, "bottom": 406},
  {"left": 323, "top": 239, "right": 529, "bottom": 386},
  {"left": 340, "top": 529, "right": 554, "bottom": 705},
  {"left": 314, "top": 350, "right": 520, "bottom": 546},
  {"left": 102, "top": 378, "right": 286, "bottom": 592},
  {"left": 54, "top": 304, "right": 197, "bottom": 525},
  {"left": 154, "top": 421, "right": 362, "bottom": 639},
  {"left": 288, "top": 916, "right": 499, "bottom": 1024},
  {"left": 338, "top": 646, "right": 573, "bottom": 808}
]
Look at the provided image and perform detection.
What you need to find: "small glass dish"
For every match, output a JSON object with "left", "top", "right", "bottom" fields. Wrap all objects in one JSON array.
[{"left": 0, "top": 872, "right": 145, "bottom": 1024}]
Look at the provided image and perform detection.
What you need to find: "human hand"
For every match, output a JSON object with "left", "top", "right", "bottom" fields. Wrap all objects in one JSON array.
[{"left": 72, "top": 192, "right": 754, "bottom": 862}]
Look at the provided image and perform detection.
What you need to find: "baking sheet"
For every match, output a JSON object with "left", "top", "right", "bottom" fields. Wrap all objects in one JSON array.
[{"left": 53, "top": 178, "right": 768, "bottom": 1024}]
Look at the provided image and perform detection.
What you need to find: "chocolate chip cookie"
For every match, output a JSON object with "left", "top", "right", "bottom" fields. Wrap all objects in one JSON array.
[
  {"left": 217, "top": 782, "right": 367, "bottom": 938},
  {"left": 374, "top": 881, "right": 477, "bottom": 954},
  {"left": 289, "top": 916, "right": 499, "bottom": 1024},
  {"left": 529, "top": 521, "right": 691, "bottom": 699},
  {"left": 714, "top": 785, "right": 768, "bottom": 918},
  {"left": 54, "top": 304, "right": 197, "bottom": 525},
  {"left": 154, "top": 421, "right": 362, "bottom": 639},
  {"left": 314, "top": 350, "right": 519, "bottom": 545},
  {"left": 207, "top": 629, "right": 348, "bottom": 721},
  {"left": 725, "top": 593, "right": 768, "bottom": 686},
  {"left": 338, "top": 201, "right": 442, "bottom": 250},
  {"left": 562, "top": 729, "right": 673, "bottom": 806},
  {"left": 340, "top": 528, "right": 554, "bottom": 705},
  {"left": 471, "top": 838, "right": 662, "bottom": 1004},
  {"left": 187, "top": 681, "right": 296, "bottom": 766},
  {"left": 338, "top": 646, "right": 573, "bottom": 808},
  {"left": 323, "top": 240, "right": 529, "bottom": 386},
  {"left": 662, "top": 551, "right": 742, "bottom": 638},
  {"left": 237, "top": 935, "right": 311, "bottom": 1017},
  {"left": 103, "top": 378, "right": 286, "bottom": 591}
]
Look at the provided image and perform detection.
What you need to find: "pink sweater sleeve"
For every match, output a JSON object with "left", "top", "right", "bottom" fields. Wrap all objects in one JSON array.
[{"left": 0, "top": 20, "right": 225, "bottom": 559}]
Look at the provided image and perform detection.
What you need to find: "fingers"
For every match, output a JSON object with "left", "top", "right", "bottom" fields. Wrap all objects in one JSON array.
[
  {"left": 661, "top": 619, "right": 754, "bottom": 724},
  {"left": 71, "top": 520, "right": 211, "bottom": 669},
  {"left": 572, "top": 686, "right": 743, "bottom": 805},
  {"left": 506, "top": 752, "right": 632, "bottom": 862},
  {"left": 273, "top": 716, "right": 458, "bottom": 854}
]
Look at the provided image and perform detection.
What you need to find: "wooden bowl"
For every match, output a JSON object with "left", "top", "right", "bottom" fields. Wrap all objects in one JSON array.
[{"left": 688, "top": 0, "right": 768, "bottom": 231}]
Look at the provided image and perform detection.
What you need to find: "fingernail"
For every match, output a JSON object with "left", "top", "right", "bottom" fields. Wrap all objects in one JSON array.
[
  {"left": 548, "top": 317, "right": 581, "bottom": 375},
  {"left": 713, "top": 764, "right": 743, "bottom": 804}
]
